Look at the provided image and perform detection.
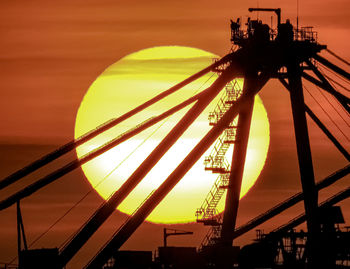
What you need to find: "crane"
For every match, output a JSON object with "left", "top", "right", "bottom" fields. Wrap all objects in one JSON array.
[{"left": 0, "top": 7, "right": 349, "bottom": 269}]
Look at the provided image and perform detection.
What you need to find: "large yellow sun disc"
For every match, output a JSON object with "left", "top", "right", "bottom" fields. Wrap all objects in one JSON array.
[{"left": 74, "top": 46, "right": 270, "bottom": 224}]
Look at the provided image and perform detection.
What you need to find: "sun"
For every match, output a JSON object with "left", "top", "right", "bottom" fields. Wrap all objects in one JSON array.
[{"left": 74, "top": 46, "right": 270, "bottom": 224}]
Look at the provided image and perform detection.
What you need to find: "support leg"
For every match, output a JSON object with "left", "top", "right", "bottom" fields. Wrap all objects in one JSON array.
[
  {"left": 221, "top": 77, "right": 255, "bottom": 241},
  {"left": 288, "top": 62, "right": 320, "bottom": 268},
  {"left": 219, "top": 75, "right": 255, "bottom": 268}
]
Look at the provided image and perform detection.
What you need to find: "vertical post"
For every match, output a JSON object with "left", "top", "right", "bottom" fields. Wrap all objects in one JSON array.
[
  {"left": 220, "top": 76, "right": 256, "bottom": 268},
  {"left": 163, "top": 228, "right": 168, "bottom": 269},
  {"left": 287, "top": 62, "right": 320, "bottom": 268},
  {"left": 17, "top": 202, "right": 21, "bottom": 260},
  {"left": 163, "top": 228, "right": 167, "bottom": 248},
  {"left": 17, "top": 201, "right": 28, "bottom": 268},
  {"left": 276, "top": 8, "right": 281, "bottom": 27}
]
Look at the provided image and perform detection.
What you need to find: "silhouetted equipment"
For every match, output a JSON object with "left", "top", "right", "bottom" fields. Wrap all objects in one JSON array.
[
  {"left": 1, "top": 7, "right": 350, "bottom": 269},
  {"left": 19, "top": 248, "right": 60, "bottom": 269},
  {"left": 238, "top": 241, "right": 276, "bottom": 269},
  {"left": 103, "top": 251, "right": 152, "bottom": 269},
  {"left": 243, "top": 207, "right": 350, "bottom": 269},
  {"left": 272, "top": 187, "right": 350, "bottom": 235},
  {"left": 163, "top": 228, "right": 193, "bottom": 247},
  {"left": 157, "top": 247, "right": 202, "bottom": 269},
  {"left": 232, "top": 165, "right": 350, "bottom": 239},
  {"left": 248, "top": 8, "right": 281, "bottom": 26}
]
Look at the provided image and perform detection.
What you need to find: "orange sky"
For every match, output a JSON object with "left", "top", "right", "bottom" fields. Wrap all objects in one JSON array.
[
  {"left": 0, "top": 0, "right": 349, "bottom": 141},
  {"left": 0, "top": 0, "right": 349, "bottom": 267}
]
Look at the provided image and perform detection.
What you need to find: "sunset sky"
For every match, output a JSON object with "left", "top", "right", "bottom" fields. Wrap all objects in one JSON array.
[{"left": 0, "top": 0, "right": 349, "bottom": 267}]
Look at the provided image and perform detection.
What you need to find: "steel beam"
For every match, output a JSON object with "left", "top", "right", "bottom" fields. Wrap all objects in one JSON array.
[
  {"left": 58, "top": 60, "right": 240, "bottom": 267},
  {"left": 301, "top": 72, "right": 325, "bottom": 88},
  {"left": 83, "top": 72, "right": 270, "bottom": 269},
  {"left": 0, "top": 54, "right": 233, "bottom": 191},
  {"left": 0, "top": 86, "right": 215, "bottom": 211},
  {"left": 314, "top": 54, "right": 350, "bottom": 80}
]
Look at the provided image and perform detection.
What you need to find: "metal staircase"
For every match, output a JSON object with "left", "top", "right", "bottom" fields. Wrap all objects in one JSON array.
[
  {"left": 198, "top": 214, "right": 223, "bottom": 248},
  {"left": 203, "top": 133, "right": 231, "bottom": 174},
  {"left": 208, "top": 80, "right": 242, "bottom": 126},
  {"left": 196, "top": 79, "right": 242, "bottom": 250},
  {"left": 195, "top": 173, "right": 229, "bottom": 225}
]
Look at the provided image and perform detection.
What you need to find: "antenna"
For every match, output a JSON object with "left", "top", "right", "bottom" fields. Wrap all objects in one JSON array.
[
  {"left": 271, "top": 16, "right": 273, "bottom": 30},
  {"left": 297, "top": 0, "right": 299, "bottom": 30}
]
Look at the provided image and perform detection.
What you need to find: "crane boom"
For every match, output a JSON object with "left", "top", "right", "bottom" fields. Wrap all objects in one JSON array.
[
  {"left": 0, "top": 95, "right": 189, "bottom": 210},
  {"left": 0, "top": 78, "right": 224, "bottom": 211}
]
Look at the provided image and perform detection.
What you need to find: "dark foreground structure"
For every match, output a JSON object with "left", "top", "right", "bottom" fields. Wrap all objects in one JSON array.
[{"left": 0, "top": 7, "right": 349, "bottom": 269}]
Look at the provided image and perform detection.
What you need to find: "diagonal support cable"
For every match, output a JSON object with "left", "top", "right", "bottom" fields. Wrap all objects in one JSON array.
[
  {"left": 325, "top": 48, "right": 350, "bottom": 67},
  {"left": 279, "top": 77, "right": 350, "bottom": 161},
  {"left": 302, "top": 72, "right": 325, "bottom": 88},
  {"left": 306, "top": 59, "right": 350, "bottom": 113},
  {"left": 0, "top": 54, "right": 233, "bottom": 191},
  {"left": 0, "top": 87, "right": 212, "bottom": 211},
  {"left": 314, "top": 54, "right": 350, "bottom": 80}
]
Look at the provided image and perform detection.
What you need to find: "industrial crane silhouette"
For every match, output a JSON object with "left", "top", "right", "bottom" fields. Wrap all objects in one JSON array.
[{"left": 1, "top": 7, "right": 350, "bottom": 269}]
